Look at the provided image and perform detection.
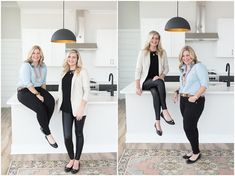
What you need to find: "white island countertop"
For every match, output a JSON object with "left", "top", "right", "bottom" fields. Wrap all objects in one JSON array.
[
  {"left": 7, "top": 91, "right": 117, "bottom": 106},
  {"left": 121, "top": 82, "right": 234, "bottom": 95}
]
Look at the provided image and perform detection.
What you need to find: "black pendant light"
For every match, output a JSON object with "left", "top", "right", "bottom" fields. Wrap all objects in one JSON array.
[
  {"left": 165, "top": 1, "right": 191, "bottom": 32},
  {"left": 51, "top": 1, "right": 76, "bottom": 43}
]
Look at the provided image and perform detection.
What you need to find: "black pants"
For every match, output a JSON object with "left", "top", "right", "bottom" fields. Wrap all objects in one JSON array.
[
  {"left": 62, "top": 112, "right": 86, "bottom": 160},
  {"left": 180, "top": 96, "right": 205, "bottom": 154},
  {"left": 17, "top": 87, "right": 55, "bottom": 135},
  {"left": 142, "top": 79, "right": 167, "bottom": 120}
]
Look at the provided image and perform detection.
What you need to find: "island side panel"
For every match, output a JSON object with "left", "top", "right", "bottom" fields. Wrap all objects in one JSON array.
[{"left": 124, "top": 92, "right": 234, "bottom": 143}]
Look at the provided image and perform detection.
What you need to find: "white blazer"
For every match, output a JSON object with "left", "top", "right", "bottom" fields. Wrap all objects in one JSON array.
[
  {"left": 135, "top": 49, "right": 169, "bottom": 88},
  {"left": 57, "top": 68, "right": 90, "bottom": 117}
]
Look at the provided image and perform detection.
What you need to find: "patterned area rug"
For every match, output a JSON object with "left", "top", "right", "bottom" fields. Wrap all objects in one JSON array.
[
  {"left": 7, "top": 159, "right": 116, "bottom": 175},
  {"left": 118, "top": 149, "right": 234, "bottom": 175}
]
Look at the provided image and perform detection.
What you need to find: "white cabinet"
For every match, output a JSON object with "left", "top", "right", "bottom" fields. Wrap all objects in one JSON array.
[
  {"left": 22, "top": 29, "right": 65, "bottom": 66},
  {"left": 95, "top": 29, "right": 117, "bottom": 67},
  {"left": 141, "top": 18, "right": 185, "bottom": 57},
  {"left": 216, "top": 19, "right": 234, "bottom": 57}
]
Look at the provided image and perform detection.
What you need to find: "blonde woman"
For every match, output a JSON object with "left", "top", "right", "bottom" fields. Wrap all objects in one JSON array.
[
  {"left": 135, "top": 30, "right": 175, "bottom": 136},
  {"left": 58, "top": 49, "right": 90, "bottom": 174},
  {"left": 173, "top": 46, "right": 208, "bottom": 164},
  {"left": 17, "top": 45, "right": 57, "bottom": 148}
]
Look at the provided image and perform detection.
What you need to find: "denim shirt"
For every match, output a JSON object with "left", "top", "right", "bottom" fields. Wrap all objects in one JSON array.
[
  {"left": 18, "top": 62, "right": 47, "bottom": 88},
  {"left": 179, "top": 63, "right": 209, "bottom": 95}
]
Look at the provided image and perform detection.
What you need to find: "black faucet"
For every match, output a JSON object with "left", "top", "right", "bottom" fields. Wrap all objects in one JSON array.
[
  {"left": 225, "top": 63, "right": 230, "bottom": 87},
  {"left": 108, "top": 73, "right": 114, "bottom": 96}
]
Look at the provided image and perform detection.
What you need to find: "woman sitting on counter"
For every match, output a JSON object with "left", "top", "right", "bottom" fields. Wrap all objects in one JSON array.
[
  {"left": 173, "top": 46, "right": 209, "bottom": 164},
  {"left": 135, "top": 30, "right": 175, "bottom": 136},
  {"left": 17, "top": 45, "right": 57, "bottom": 148},
  {"left": 57, "top": 49, "right": 90, "bottom": 174}
]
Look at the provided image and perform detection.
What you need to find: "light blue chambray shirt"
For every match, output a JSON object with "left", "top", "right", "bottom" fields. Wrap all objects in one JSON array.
[
  {"left": 179, "top": 63, "right": 209, "bottom": 95},
  {"left": 17, "top": 62, "right": 47, "bottom": 88}
]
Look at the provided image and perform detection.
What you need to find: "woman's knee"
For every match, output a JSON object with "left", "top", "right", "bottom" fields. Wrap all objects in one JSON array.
[
  {"left": 154, "top": 79, "right": 164, "bottom": 86},
  {"left": 64, "top": 135, "right": 73, "bottom": 142},
  {"left": 35, "top": 104, "right": 47, "bottom": 115}
]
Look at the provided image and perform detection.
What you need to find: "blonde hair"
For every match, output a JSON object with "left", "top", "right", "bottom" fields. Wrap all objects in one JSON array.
[
  {"left": 63, "top": 49, "right": 83, "bottom": 75},
  {"left": 25, "top": 45, "right": 44, "bottom": 66},
  {"left": 143, "top": 30, "right": 164, "bottom": 57},
  {"left": 178, "top": 45, "right": 199, "bottom": 71}
]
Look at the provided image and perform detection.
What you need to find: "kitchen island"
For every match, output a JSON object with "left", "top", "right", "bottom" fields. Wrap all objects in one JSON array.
[
  {"left": 7, "top": 91, "right": 117, "bottom": 154},
  {"left": 120, "top": 82, "right": 234, "bottom": 143}
]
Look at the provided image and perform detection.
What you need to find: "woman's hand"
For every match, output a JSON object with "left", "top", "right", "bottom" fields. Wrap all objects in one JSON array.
[
  {"left": 36, "top": 94, "right": 44, "bottom": 102},
  {"left": 136, "top": 88, "right": 142, "bottom": 96},
  {"left": 172, "top": 92, "right": 179, "bottom": 103},
  {"left": 76, "top": 109, "right": 84, "bottom": 121},
  {"left": 152, "top": 75, "right": 160, "bottom": 81},
  {"left": 188, "top": 96, "right": 198, "bottom": 103}
]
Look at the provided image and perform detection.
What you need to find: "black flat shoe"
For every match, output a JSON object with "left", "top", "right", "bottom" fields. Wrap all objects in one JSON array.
[
  {"left": 160, "top": 112, "right": 175, "bottom": 125},
  {"left": 45, "top": 136, "right": 58, "bottom": 148},
  {"left": 71, "top": 162, "right": 80, "bottom": 174},
  {"left": 183, "top": 154, "right": 192, "bottom": 159},
  {"left": 186, "top": 153, "right": 201, "bottom": 164},
  {"left": 64, "top": 165, "right": 73, "bottom": 172},
  {"left": 154, "top": 124, "right": 162, "bottom": 136}
]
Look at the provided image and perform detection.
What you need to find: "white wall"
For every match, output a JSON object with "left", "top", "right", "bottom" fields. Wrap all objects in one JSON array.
[
  {"left": 118, "top": 2, "right": 141, "bottom": 99},
  {"left": 118, "top": 30, "right": 141, "bottom": 99},
  {"left": 1, "top": 2, "right": 22, "bottom": 107},
  {"left": 84, "top": 10, "right": 117, "bottom": 42}
]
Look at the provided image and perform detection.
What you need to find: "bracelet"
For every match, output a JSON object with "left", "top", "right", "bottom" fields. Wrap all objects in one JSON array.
[
  {"left": 35, "top": 92, "right": 40, "bottom": 96},
  {"left": 175, "top": 90, "right": 179, "bottom": 94}
]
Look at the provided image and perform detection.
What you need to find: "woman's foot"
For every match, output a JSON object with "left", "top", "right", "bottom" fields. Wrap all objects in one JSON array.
[
  {"left": 154, "top": 120, "right": 162, "bottom": 136},
  {"left": 186, "top": 153, "right": 201, "bottom": 164},
  {"left": 71, "top": 160, "right": 80, "bottom": 174},
  {"left": 64, "top": 160, "right": 74, "bottom": 172},
  {"left": 161, "top": 110, "right": 175, "bottom": 125},
  {"left": 45, "top": 134, "right": 58, "bottom": 148},
  {"left": 182, "top": 152, "right": 193, "bottom": 159}
]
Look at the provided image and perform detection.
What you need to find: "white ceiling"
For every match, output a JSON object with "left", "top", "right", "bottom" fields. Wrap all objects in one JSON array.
[{"left": 14, "top": 1, "right": 117, "bottom": 10}]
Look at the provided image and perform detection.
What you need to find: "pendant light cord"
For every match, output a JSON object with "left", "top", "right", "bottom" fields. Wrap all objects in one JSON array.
[
  {"left": 177, "top": 1, "right": 179, "bottom": 17},
  {"left": 63, "top": 0, "right": 65, "bottom": 29}
]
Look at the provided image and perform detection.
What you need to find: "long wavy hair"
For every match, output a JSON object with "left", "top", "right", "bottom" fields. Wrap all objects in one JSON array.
[
  {"left": 25, "top": 45, "right": 44, "bottom": 66},
  {"left": 142, "top": 30, "right": 164, "bottom": 57},
  {"left": 62, "top": 49, "right": 83, "bottom": 75},
  {"left": 178, "top": 45, "right": 199, "bottom": 72}
]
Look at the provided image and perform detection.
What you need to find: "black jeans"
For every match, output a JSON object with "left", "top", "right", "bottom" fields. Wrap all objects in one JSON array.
[
  {"left": 142, "top": 79, "right": 167, "bottom": 120},
  {"left": 62, "top": 112, "right": 86, "bottom": 160},
  {"left": 17, "top": 87, "right": 55, "bottom": 135},
  {"left": 180, "top": 96, "right": 205, "bottom": 154}
]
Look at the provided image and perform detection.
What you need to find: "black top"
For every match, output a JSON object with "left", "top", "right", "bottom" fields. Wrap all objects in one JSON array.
[
  {"left": 145, "top": 51, "right": 159, "bottom": 81},
  {"left": 60, "top": 70, "right": 74, "bottom": 113}
]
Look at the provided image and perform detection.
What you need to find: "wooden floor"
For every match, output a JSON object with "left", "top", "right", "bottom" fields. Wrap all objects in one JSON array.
[
  {"left": 1, "top": 108, "right": 116, "bottom": 175},
  {"left": 1, "top": 108, "right": 12, "bottom": 175}
]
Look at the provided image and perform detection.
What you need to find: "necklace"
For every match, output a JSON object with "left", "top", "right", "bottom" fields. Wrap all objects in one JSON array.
[
  {"left": 69, "top": 70, "right": 75, "bottom": 74},
  {"left": 182, "top": 66, "right": 191, "bottom": 86},
  {"left": 34, "top": 66, "right": 42, "bottom": 82}
]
